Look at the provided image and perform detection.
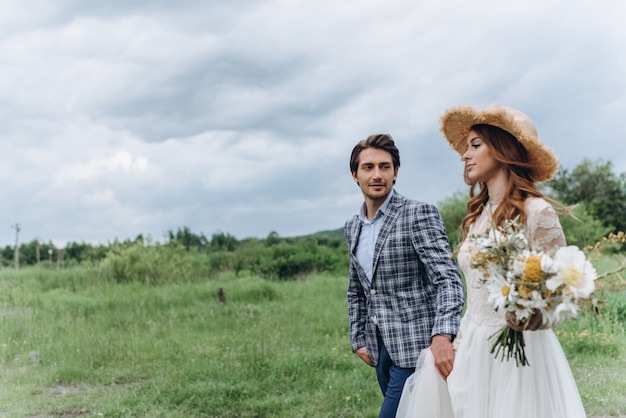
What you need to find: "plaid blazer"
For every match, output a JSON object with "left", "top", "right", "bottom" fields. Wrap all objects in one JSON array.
[{"left": 345, "top": 191, "right": 464, "bottom": 368}]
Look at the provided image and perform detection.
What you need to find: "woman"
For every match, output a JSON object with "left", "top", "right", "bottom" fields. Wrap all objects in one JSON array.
[{"left": 397, "top": 104, "right": 586, "bottom": 417}]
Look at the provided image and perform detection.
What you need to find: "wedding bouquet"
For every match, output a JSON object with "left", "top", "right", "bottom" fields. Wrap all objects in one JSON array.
[{"left": 469, "top": 218, "right": 597, "bottom": 366}]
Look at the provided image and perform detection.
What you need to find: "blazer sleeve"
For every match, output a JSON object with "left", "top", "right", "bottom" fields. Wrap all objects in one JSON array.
[
  {"left": 345, "top": 218, "right": 367, "bottom": 352},
  {"left": 410, "top": 203, "right": 465, "bottom": 338}
]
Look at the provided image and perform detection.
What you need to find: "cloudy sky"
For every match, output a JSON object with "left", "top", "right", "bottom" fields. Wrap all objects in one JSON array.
[{"left": 1, "top": 0, "right": 625, "bottom": 247}]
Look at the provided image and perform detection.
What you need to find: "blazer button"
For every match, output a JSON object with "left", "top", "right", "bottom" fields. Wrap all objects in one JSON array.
[{"left": 370, "top": 289, "right": 376, "bottom": 295}]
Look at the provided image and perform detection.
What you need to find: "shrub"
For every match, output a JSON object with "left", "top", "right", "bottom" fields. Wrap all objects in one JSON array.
[
  {"left": 94, "top": 242, "right": 191, "bottom": 285},
  {"left": 559, "top": 203, "right": 613, "bottom": 249},
  {"left": 438, "top": 191, "right": 468, "bottom": 249}
]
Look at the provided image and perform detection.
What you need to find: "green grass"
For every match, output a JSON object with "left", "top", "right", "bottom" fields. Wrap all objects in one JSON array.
[
  {"left": 0, "top": 269, "right": 380, "bottom": 417},
  {"left": 558, "top": 255, "right": 626, "bottom": 418},
  {"left": 0, "top": 259, "right": 624, "bottom": 417}
]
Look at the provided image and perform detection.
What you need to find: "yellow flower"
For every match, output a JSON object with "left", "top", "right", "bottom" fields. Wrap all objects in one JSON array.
[
  {"left": 518, "top": 284, "right": 532, "bottom": 299},
  {"left": 609, "top": 231, "right": 625, "bottom": 242},
  {"left": 472, "top": 252, "right": 499, "bottom": 268},
  {"left": 501, "top": 285, "right": 510, "bottom": 296},
  {"left": 522, "top": 255, "right": 544, "bottom": 283},
  {"left": 470, "top": 253, "right": 484, "bottom": 268}
]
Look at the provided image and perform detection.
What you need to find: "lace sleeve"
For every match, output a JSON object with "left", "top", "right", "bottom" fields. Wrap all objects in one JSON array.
[
  {"left": 526, "top": 198, "right": 566, "bottom": 254},
  {"left": 526, "top": 198, "right": 566, "bottom": 329}
]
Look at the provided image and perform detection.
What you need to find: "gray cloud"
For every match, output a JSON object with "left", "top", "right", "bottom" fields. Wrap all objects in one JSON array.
[{"left": 0, "top": 0, "right": 624, "bottom": 247}]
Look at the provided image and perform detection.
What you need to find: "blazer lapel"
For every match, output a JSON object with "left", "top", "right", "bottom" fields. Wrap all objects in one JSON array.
[
  {"left": 348, "top": 219, "right": 362, "bottom": 257},
  {"left": 347, "top": 218, "right": 371, "bottom": 292}
]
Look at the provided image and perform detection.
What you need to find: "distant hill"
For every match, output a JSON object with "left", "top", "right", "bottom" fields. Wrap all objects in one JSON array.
[{"left": 306, "top": 228, "right": 344, "bottom": 239}]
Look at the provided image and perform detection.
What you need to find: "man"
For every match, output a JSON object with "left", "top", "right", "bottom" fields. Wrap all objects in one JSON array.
[{"left": 345, "top": 133, "right": 464, "bottom": 418}]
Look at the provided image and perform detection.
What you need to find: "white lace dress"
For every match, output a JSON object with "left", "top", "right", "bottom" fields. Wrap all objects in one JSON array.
[
  {"left": 447, "top": 197, "right": 587, "bottom": 418},
  {"left": 396, "top": 197, "right": 587, "bottom": 418}
]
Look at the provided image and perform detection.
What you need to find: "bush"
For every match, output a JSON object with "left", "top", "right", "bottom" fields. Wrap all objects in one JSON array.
[
  {"left": 257, "top": 243, "right": 346, "bottom": 281},
  {"left": 438, "top": 191, "right": 468, "bottom": 249},
  {"left": 88, "top": 236, "right": 350, "bottom": 283},
  {"left": 559, "top": 203, "right": 613, "bottom": 249},
  {"left": 94, "top": 242, "right": 191, "bottom": 285}
]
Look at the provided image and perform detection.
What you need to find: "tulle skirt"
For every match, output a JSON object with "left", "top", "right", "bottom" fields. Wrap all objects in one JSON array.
[
  {"left": 447, "top": 317, "right": 587, "bottom": 418},
  {"left": 396, "top": 347, "right": 454, "bottom": 418},
  {"left": 396, "top": 317, "right": 587, "bottom": 418}
]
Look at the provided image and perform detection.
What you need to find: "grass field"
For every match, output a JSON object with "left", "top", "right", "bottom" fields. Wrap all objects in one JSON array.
[{"left": 0, "top": 259, "right": 624, "bottom": 417}]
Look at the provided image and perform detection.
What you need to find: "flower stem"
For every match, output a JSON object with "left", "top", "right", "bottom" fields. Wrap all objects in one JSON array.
[{"left": 489, "top": 326, "right": 530, "bottom": 367}]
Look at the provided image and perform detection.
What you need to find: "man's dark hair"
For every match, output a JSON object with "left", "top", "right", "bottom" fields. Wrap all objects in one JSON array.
[{"left": 349, "top": 134, "right": 400, "bottom": 174}]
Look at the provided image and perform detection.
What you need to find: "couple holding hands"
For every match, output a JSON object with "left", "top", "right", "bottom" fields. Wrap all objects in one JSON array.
[{"left": 345, "top": 104, "right": 587, "bottom": 418}]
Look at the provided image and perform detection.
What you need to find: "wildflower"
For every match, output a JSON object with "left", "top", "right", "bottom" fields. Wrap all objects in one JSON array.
[
  {"left": 545, "top": 246, "right": 596, "bottom": 299},
  {"left": 486, "top": 274, "right": 512, "bottom": 312},
  {"left": 522, "top": 255, "right": 544, "bottom": 283}
]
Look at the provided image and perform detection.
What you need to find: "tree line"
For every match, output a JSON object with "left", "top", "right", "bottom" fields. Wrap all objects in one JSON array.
[
  {"left": 439, "top": 159, "right": 626, "bottom": 248},
  {"left": 3, "top": 159, "right": 624, "bottom": 281}
]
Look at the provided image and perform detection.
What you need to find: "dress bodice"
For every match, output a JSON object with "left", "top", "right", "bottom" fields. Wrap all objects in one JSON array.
[{"left": 457, "top": 197, "right": 566, "bottom": 326}]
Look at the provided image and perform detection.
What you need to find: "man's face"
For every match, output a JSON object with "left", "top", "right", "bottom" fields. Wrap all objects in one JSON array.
[{"left": 352, "top": 147, "right": 397, "bottom": 202}]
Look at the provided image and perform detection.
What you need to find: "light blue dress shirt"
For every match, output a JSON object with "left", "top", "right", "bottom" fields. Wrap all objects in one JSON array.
[{"left": 355, "top": 190, "right": 394, "bottom": 284}]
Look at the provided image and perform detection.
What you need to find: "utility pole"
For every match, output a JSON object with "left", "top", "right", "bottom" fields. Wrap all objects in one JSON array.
[{"left": 11, "top": 223, "right": 21, "bottom": 269}]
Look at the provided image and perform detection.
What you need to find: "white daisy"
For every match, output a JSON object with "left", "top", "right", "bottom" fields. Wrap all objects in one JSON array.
[
  {"left": 545, "top": 246, "right": 597, "bottom": 299},
  {"left": 486, "top": 273, "right": 512, "bottom": 311}
]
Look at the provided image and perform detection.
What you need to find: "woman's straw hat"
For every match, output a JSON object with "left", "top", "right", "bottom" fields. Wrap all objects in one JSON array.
[{"left": 440, "top": 104, "right": 558, "bottom": 181}]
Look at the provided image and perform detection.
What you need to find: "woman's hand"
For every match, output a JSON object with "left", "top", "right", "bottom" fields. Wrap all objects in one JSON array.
[{"left": 506, "top": 309, "right": 543, "bottom": 331}]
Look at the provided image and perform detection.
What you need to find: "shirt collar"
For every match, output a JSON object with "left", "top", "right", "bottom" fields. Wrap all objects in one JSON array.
[{"left": 357, "top": 189, "right": 394, "bottom": 223}]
